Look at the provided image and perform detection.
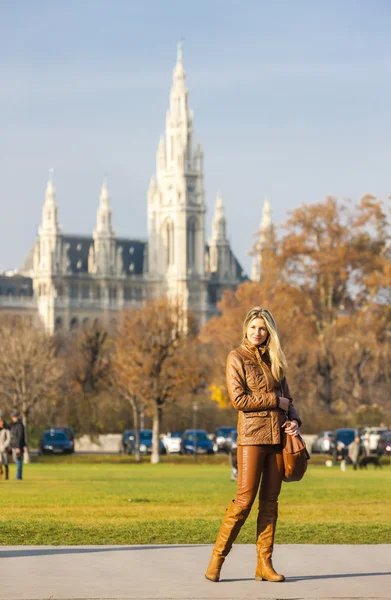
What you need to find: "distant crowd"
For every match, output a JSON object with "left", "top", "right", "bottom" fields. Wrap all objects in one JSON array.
[{"left": 0, "top": 412, "right": 26, "bottom": 480}]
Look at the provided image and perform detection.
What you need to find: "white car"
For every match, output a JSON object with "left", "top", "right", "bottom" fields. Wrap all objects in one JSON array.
[
  {"left": 361, "top": 427, "right": 388, "bottom": 452},
  {"left": 162, "top": 432, "right": 182, "bottom": 454}
]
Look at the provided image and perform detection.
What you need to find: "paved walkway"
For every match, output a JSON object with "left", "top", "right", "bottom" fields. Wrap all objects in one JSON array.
[{"left": 1, "top": 544, "right": 390, "bottom": 599}]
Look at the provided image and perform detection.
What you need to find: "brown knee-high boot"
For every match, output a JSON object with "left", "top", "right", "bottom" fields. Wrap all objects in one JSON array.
[
  {"left": 205, "top": 500, "right": 249, "bottom": 582},
  {"left": 4, "top": 465, "right": 9, "bottom": 480},
  {"left": 255, "top": 501, "right": 285, "bottom": 582}
]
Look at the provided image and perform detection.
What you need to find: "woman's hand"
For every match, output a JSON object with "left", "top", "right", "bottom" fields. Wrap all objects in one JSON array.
[
  {"left": 282, "top": 419, "right": 300, "bottom": 437},
  {"left": 278, "top": 396, "right": 290, "bottom": 412}
]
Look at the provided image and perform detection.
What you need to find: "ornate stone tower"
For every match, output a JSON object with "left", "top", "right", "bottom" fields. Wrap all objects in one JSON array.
[
  {"left": 147, "top": 42, "right": 208, "bottom": 320},
  {"left": 34, "top": 171, "right": 62, "bottom": 274},
  {"left": 33, "top": 171, "right": 63, "bottom": 333},
  {"left": 209, "top": 193, "right": 235, "bottom": 280},
  {"left": 252, "top": 196, "right": 273, "bottom": 282},
  {"left": 91, "top": 181, "right": 120, "bottom": 276}
]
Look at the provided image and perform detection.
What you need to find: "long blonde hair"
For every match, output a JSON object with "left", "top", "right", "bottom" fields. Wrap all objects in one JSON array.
[{"left": 242, "top": 307, "right": 287, "bottom": 381}]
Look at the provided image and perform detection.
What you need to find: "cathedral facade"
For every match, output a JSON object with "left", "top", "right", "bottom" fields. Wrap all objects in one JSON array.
[{"left": 0, "top": 45, "right": 249, "bottom": 333}]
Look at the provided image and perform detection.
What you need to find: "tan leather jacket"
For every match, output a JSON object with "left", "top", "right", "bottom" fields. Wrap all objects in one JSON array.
[{"left": 226, "top": 339, "right": 302, "bottom": 445}]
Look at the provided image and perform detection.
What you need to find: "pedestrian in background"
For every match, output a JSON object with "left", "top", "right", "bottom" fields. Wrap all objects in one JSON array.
[
  {"left": 10, "top": 411, "right": 26, "bottom": 480},
  {"left": 348, "top": 436, "right": 361, "bottom": 471},
  {"left": 0, "top": 417, "right": 11, "bottom": 480}
]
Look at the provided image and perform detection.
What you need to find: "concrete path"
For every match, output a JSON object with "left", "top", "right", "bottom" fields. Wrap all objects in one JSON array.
[{"left": 1, "top": 544, "right": 390, "bottom": 600}]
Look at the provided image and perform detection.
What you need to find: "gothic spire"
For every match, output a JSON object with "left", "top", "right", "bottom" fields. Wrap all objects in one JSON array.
[
  {"left": 251, "top": 196, "right": 273, "bottom": 282},
  {"left": 211, "top": 192, "right": 227, "bottom": 242},
  {"left": 40, "top": 169, "right": 60, "bottom": 234},
  {"left": 260, "top": 196, "right": 272, "bottom": 238},
  {"left": 173, "top": 39, "right": 186, "bottom": 85},
  {"left": 95, "top": 178, "right": 114, "bottom": 236}
]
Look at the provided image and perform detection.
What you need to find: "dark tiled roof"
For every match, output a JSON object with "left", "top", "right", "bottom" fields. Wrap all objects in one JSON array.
[
  {"left": 63, "top": 236, "right": 93, "bottom": 275},
  {"left": 20, "top": 235, "right": 148, "bottom": 277},
  {"left": 0, "top": 274, "right": 33, "bottom": 296},
  {"left": 116, "top": 238, "right": 146, "bottom": 276},
  {"left": 63, "top": 235, "right": 147, "bottom": 276}
]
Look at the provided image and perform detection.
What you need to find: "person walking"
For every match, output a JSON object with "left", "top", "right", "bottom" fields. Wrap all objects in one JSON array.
[
  {"left": 0, "top": 417, "right": 11, "bottom": 480},
  {"left": 10, "top": 411, "right": 26, "bottom": 480},
  {"left": 205, "top": 307, "right": 301, "bottom": 583},
  {"left": 348, "top": 436, "right": 361, "bottom": 470}
]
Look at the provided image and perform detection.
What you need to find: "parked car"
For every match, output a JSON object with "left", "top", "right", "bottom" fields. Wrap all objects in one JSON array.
[
  {"left": 39, "top": 428, "right": 74, "bottom": 454},
  {"left": 311, "top": 430, "right": 334, "bottom": 454},
  {"left": 181, "top": 429, "right": 214, "bottom": 455},
  {"left": 162, "top": 431, "right": 182, "bottom": 454},
  {"left": 214, "top": 426, "right": 237, "bottom": 453},
  {"left": 361, "top": 427, "right": 389, "bottom": 453},
  {"left": 377, "top": 431, "right": 391, "bottom": 456},
  {"left": 227, "top": 429, "right": 238, "bottom": 450},
  {"left": 123, "top": 429, "right": 166, "bottom": 455},
  {"left": 224, "top": 428, "right": 238, "bottom": 452}
]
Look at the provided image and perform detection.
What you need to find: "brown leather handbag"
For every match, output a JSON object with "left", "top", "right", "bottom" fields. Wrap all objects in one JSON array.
[{"left": 282, "top": 429, "right": 310, "bottom": 482}]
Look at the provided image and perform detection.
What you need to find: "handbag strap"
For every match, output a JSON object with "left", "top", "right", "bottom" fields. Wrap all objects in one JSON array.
[{"left": 280, "top": 381, "right": 289, "bottom": 422}]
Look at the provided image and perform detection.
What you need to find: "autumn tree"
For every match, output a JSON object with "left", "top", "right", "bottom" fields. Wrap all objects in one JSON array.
[
  {"left": 0, "top": 316, "right": 62, "bottom": 454},
  {"left": 202, "top": 195, "right": 391, "bottom": 428},
  {"left": 279, "top": 195, "right": 391, "bottom": 411},
  {"left": 116, "top": 298, "right": 205, "bottom": 464},
  {"left": 61, "top": 322, "right": 113, "bottom": 435},
  {"left": 112, "top": 327, "right": 145, "bottom": 462},
  {"left": 201, "top": 238, "right": 315, "bottom": 424}
]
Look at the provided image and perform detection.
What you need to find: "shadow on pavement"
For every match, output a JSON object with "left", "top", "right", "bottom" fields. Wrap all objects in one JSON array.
[
  {"left": 0, "top": 545, "right": 197, "bottom": 558},
  {"left": 288, "top": 571, "right": 391, "bottom": 582}
]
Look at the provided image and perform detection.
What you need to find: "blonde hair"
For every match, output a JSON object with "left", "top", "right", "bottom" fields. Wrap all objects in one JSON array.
[{"left": 242, "top": 307, "right": 288, "bottom": 381}]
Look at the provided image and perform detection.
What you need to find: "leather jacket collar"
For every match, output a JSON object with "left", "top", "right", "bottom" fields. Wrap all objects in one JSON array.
[{"left": 242, "top": 337, "right": 269, "bottom": 357}]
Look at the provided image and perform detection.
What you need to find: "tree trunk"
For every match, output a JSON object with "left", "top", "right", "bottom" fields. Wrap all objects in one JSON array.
[
  {"left": 318, "top": 351, "right": 333, "bottom": 410},
  {"left": 151, "top": 403, "right": 162, "bottom": 464},
  {"left": 131, "top": 402, "right": 141, "bottom": 463}
]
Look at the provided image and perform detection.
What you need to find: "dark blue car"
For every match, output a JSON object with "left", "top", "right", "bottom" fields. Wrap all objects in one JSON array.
[
  {"left": 122, "top": 429, "right": 166, "bottom": 455},
  {"left": 39, "top": 429, "right": 74, "bottom": 454},
  {"left": 181, "top": 429, "right": 214, "bottom": 455}
]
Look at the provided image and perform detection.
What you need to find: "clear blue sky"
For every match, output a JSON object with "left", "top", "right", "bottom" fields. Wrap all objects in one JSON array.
[{"left": 1, "top": 0, "right": 390, "bottom": 274}]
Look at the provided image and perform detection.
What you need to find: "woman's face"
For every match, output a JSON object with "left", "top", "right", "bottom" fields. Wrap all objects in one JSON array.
[
  {"left": 247, "top": 317, "right": 268, "bottom": 346},
  {"left": 0, "top": 419, "right": 4, "bottom": 428}
]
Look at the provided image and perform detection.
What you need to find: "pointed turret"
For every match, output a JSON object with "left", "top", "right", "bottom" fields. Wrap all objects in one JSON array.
[
  {"left": 93, "top": 178, "right": 118, "bottom": 275},
  {"left": 252, "top": 197, "right": 273, "bottom": 282},
  {"left": 211, "top": 192, "right": 227, "bottom": 242},
  {"left": 173, "top": 40, "right": 186, "bottom": 87},
  {"left": 95, "top": 179, "right": 114, "bottom": 235},
  {"left": 39, "top": 169, "right": 60, "bottom": 236},
  {"left": 36, "top": 170, "right": 62, "bottom": 274},
  {"left": 165, "top": 40, "right": 194, "bottom": 171},
  {"left": 260, "top": 196, "right": 272, "bottom": 243},
  {"left": 209, "top": 192, "right": 233, "bottom": 278}
]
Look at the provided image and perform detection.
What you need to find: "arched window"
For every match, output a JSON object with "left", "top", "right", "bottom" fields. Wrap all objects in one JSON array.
[
  {"left": 187, "top": 218, "right": 197, "bottom": 270},
  {"left": 70, "top": 317, "right": 79, "bottom": 330},
  {"left": 164, "top": 220, "right": 175, "bottom": 268}
]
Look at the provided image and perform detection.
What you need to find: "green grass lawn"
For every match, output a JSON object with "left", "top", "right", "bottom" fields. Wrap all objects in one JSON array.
[{"left": 1, "top": 460, "right": 390, "bottom": 545}]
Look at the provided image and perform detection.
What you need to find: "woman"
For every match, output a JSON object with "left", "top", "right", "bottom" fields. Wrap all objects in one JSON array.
[
  {"left": 0, "top": 417, "right": 11, "bottom": 480},
  {"left": 205, "top": 307, "right": 301, "bottom": 583}
]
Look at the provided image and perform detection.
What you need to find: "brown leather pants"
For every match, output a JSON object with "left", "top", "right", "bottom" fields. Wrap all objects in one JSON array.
[{"left": 234, "top": 445, "right": 284, "bottom": 510}]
